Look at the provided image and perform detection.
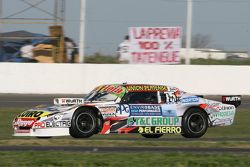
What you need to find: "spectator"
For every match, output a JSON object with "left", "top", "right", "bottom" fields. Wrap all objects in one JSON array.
[
  {"left": 117, "top": 35, "right": 130, "bottom": 63},
  {"left": 65, "top": 37, "right": 79, "bottom": 63},
  {"left": 20, "top": 40, "right": 34, "bottom": 59}
]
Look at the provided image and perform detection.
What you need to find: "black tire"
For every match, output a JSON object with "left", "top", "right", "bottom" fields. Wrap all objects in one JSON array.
[
  {"left": 181, "top": 108, "right": 208, "bottom": 138},
  {"left": 141, "top": 134, "right": 163, "bottom": 138},
  {"left": 70, "top": 108, "right": 98, "bottom": 138}
]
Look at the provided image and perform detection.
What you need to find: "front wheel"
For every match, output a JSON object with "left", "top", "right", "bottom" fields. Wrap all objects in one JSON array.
[
  {"left": 70, "top": 109, "right": 98, "bottom": 138},
  {"left": 181, "top": 108, "right": 208, "bottom": 138}
]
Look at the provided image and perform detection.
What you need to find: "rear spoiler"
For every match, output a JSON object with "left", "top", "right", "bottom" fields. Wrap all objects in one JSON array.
[
  {"left": 222, "top": 95, "right": 241, "bottom": 108},
  {"left": 54, "top": 98, "right": 85, "bottom": 105}
]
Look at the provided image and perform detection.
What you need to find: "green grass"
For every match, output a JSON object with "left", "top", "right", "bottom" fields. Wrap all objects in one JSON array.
[
  {"left": 205, "top": 109, "right": 250, "bottom": 138},
  {"left": 0, "top": 108, "right": 28, "bottom": 139},
  {"left": 0, "top": 152, "right": 249, "bottom": 167},
  {"left": 1, "top": 138, "right": 250, "bottom": 148},
  {"left": 85, "top": 53, "right": 120, "bottom": 64},
  {"left": 189, "top": 58, "right": 250, "bottom": 65}
]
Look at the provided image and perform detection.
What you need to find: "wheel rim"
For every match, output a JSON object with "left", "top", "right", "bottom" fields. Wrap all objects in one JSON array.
[
  {"left": 76, "top": 113, "right": 94, "bottom": 133},
  {"left": 187, "top": 113, "right": 205, "bottom": 134}
]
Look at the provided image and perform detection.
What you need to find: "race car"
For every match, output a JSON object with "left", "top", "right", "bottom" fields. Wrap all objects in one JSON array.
[{"left": 12, "top": 84, "right": 241, "bottom": 138}]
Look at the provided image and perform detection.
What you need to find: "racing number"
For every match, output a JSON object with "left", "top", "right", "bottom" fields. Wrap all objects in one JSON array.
[{"left": 164, "top": 92, "right": 179, "bottom": 103}]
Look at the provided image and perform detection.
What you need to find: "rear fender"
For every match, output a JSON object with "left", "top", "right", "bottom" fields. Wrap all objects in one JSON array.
[{"left": 183, "top": 106, "right": 211, "bottom": 126}]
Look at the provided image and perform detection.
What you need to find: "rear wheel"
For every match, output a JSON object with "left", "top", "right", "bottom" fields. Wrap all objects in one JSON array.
[
  {"left": 70, "top": 109, "right": 98, "bottom": 138},
  {"left": 181, "top": 108, "right": 208, "bottom": 138},
  {"left": 141, "top": 134, "right": 163, "bottom": 138}
]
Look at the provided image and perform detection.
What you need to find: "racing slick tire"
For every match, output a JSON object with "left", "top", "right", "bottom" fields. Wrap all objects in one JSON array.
[
  {"left": 70, "top": 108, "right": 98, "bottom": 138},
  {"left": 141, "top": 134, "right": 163, "bottom": 138},
  {"left": 181, "top": 108, "right": 208, "bottom": 138}
]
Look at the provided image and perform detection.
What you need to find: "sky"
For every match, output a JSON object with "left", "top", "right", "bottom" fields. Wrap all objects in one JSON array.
[{"left": 1, "top": 0, "right": 250, "bottom": 55}]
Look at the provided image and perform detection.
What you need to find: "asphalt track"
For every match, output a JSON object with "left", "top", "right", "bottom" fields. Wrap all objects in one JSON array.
[
  {"left": 0, "top": 94, "right": 84, "bottom": 108},
  {"left": 0, "top": 94, "right": 249, "bottom": 153}
]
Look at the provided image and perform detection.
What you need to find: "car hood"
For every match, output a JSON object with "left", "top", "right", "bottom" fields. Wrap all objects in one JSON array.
[
  {"left": 15, "top": 105, "right": 77, "bottom": 119},
  {"left": 16, "top": 101, "right": 116, "bottom": 119}
]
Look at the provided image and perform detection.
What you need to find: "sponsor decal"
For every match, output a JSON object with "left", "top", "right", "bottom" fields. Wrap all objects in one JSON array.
[
  {"left": 116, "top": 104, "right": 130, "bottom": 116},
  {"left": 45, "top": 121, "right": 71, "bottom": 128},
  {"left": 219, "top": 105, "right": 235, "bottom": 111},
  {"left": 126, "top": 85, "right": 168, "bottom": 92},
  {"left": 97, "top": 85, "right": 127, "bottom": 98},
  {"left": 18, "top": 111, "right": 49, "bottom": 118},
  {"left": 203, "top": 103, "right": 221, "bottom": 112},
  {"left": 102, "top": 112, "right": 116, "bottom": 117},
  {"left": 162, "top": 109, "right": 177, "bottom": 117},
  {"left": 100, "top": 85, "right": 124, "bottom": 94},
  {"left": 34, "top": 120, "right": 71, "bottom": 129},
  {"left": 34, "top": 122, "right": 46, "bottom": 129},
  {"left": 138, "top": 126, "right": 182, "bottom": 134},
  {"left": 13, "top": 118, "right": 36, "bottom": 127},
  {"left": 129, "top": 105, "right": 161, "bottom": 116},
  {"left": 53, "top": 114, "right": 63, "bottom": 121},
  {"left": 181, "top": 96, "right": 199, "bottom": 103},
  {"left": 205, "top": 103, "right": 235, "bottom": 113},
  {"left": 127, "top": 117, "right": 181, "bottom": 126},
  {"left": 99, "top": 106, "right": 117, "bottom": 113},
  {"left": 211, "top": 110, "right": 235, "bottom": 119},
  {"left": 14, "top": 129, "right": 30, "bottom": 133},
  {"left": 223, "top": 96, "right": 241, "bottom": 102},
  {"left": 54, "top": 98, "right": 84, "bottom": 105},
  {"left": 161, "top": 104, "right": 177, "bottom": 117},
  {"left": 212, "top": 118, "right": 233, "bottom": 126}
]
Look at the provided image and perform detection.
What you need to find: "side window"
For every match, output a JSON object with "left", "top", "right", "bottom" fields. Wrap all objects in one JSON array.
[
  {"left": 160, "top": 92, "right": 167, "bottom": 103},
  {"left": 121, "top": 92, "right": 158, "bottom": 104}
]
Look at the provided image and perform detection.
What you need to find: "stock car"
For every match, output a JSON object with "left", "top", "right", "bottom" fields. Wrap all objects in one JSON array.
[{"left": 12, "top": 84, "right": 241, "bottom": 138}]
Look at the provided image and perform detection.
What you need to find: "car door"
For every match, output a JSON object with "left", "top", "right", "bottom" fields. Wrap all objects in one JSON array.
[
  {"left": 118, "top": 92, "right": 161, "bottom": 117},
  {"left": 159, "top": 91, "right": 179, "bottom": 117}
]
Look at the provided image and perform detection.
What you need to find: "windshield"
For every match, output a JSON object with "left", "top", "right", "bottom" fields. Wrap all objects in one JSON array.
[
  {"left": 85, "top": 91, "right": 119, "bottom": 102},
  {"left": 85, "top": 85, "right": 127, "bottom": 102}
]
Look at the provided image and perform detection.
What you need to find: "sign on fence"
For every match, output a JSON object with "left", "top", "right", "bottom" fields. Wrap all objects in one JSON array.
[{"left": 129, "top": 27, "right": 182, "bottom": 64}]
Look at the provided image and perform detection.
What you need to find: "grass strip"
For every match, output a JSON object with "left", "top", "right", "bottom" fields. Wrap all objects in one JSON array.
[{"left": 0, "top": 152, "right": 250, "bottom": 167}]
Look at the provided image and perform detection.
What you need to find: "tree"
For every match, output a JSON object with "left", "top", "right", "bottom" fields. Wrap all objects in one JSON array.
[
  {"left": 182, "top": 33, "right": 211, "bottom": 48},
  {"left": 85, "top": 52, "right": 119, "bottom": 64}
]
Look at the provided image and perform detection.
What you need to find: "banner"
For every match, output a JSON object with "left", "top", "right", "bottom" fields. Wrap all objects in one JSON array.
[{"left": 129, "top": 27, "right": 182, "bottom": 64}]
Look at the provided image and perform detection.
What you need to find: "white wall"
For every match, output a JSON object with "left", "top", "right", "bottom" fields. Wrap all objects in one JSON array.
[
  {"left": 0, "top": 63, "right": 249, "bottom": 95},
  {"left": 179, "top": 48, "right": 227, "bottom": 60}
]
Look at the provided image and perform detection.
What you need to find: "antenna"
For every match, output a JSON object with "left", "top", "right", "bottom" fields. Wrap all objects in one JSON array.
[{"left": 1, "top": 0, "right": 65, "bottom": 25}]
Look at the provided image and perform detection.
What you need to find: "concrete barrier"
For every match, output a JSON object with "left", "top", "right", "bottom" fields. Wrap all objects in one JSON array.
[{"left": 0, "top": 63, "right": 249, "bottom": 95}]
